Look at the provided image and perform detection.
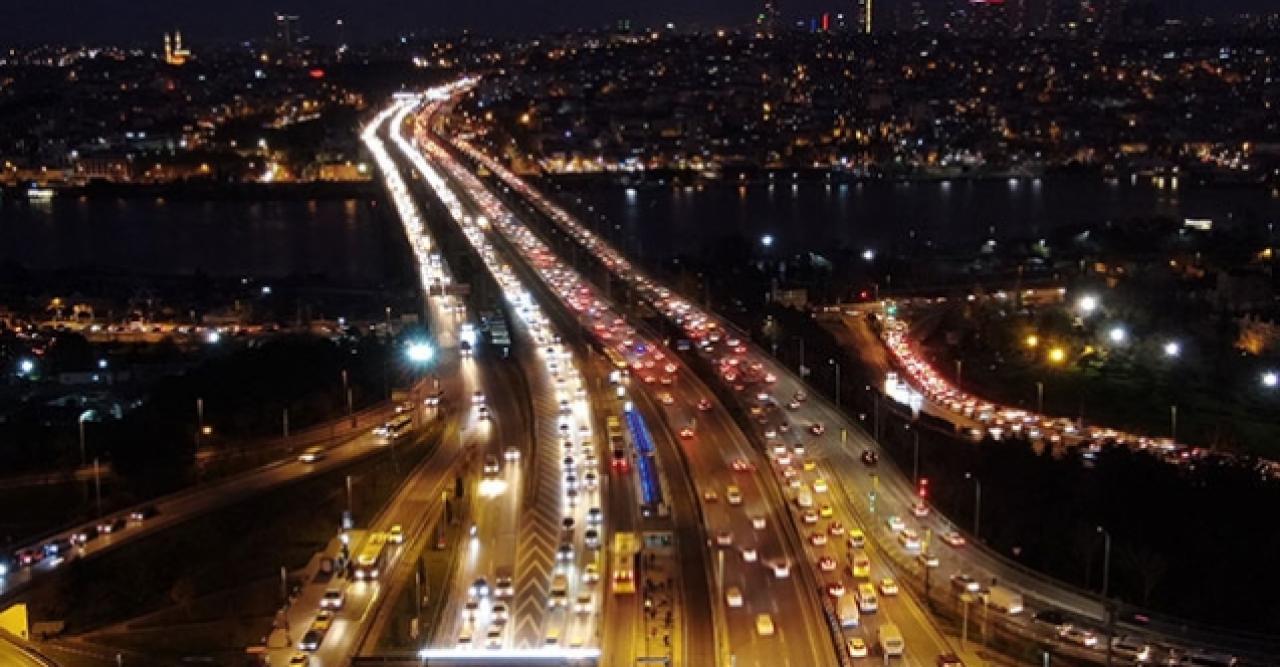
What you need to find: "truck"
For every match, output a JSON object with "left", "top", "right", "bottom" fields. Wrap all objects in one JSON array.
[
  {"left": 837, "top": 594, "right": 860, "bottom": 628},
  {"left": 983, "top": 585, "right": 1024, "bottom": 614},
  {"left": 878, "top": 622, "right": 905, "bottom": 657}
]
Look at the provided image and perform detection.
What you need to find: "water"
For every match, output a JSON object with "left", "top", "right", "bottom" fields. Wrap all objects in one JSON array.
[
  {"left": 0, "top": 196, "right": 404, "bottom": 285},
  {"left": 562, "top": 175, "right": 1280, "bottom": 259}
]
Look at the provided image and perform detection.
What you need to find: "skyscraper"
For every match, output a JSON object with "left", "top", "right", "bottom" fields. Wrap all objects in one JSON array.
[{"left": 274, "top": 13, "right": 302, "bottom": 50}]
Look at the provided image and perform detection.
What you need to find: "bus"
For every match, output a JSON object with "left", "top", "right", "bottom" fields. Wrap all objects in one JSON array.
[
  {"left": 604, "top": 347, "right": 628, "bottom": 371},
  {"left": 353, "top": 532, "right": 388, "bottom": 580},
  {"left": 374, "top": 413, "right": 411, "bottom": 440},
  {"left": 851, "top": 550, "right": 871, "bottom": 579},
  {"left": 611, "top": 532, "right": 638, "bottom": 595}
]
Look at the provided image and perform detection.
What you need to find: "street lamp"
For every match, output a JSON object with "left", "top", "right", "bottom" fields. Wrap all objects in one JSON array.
[
  {"left": 964, "top": 472, "right": 982, "bottom": 538},
  {"left": 406, "top": 341, "right": 434, "bottom": 364},
  {"left": 861, "top": 248, "right": 876, "bottom": 262},
  {"left": 17, "top": 358, "right": 35, "bottom": 376},
  {"left": 1263, "top": 371, "right": 1278, "bottom": 388},
  {"left": 828, "top": 358, "right": 841, "bottom": 406},
  {"left": 1107, "top": 326, "right": 1127, "bottom": 344},
  {"left": 1077, "top": 294, "right": 1099, "bottom": 315},
  {"left": 1163, "top": 341, "right": 1181, "bottom": 358},
  {"left": 760, "top": 234, "right": 774, "bottom": 249}
]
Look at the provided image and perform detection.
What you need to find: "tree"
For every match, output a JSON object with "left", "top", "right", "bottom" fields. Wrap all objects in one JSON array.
[{"left": 1120, "top": 544, "right": 1167, "bottom": 607}]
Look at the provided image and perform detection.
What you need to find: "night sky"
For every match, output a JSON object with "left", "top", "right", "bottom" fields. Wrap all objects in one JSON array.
[{"left": 0, "top": 0, "right": 1270, "bottom": 46}]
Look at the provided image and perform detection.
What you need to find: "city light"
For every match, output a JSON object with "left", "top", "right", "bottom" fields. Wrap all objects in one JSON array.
[
  {"left": 1047, "top": 347, "right": 1066, "bottom": 364},
  {"left": 1163, "top": 341, "right": 1181, "bottom": 358},
  {"left": 760, "top": 234, "right": 774, "bottom": 248},
  {"left": 17, "top": 358, "right": 34, "bottom": 375},
  {"left": 1077, "top": 294, "right": 1099, "bottom": 315},
  {"left": 406, "top": 341, "right": 434, "bottom": 363},
  {"left": 205, "top": 331, "right": 221, "bottom": 344},
  {"left": 1024, "top": 334, "right": 1039, "bottom": 349},
  {"left": 1263, "top": 371, "right": 1279, "bottom": 388},
  {"left": 861, "top": 248, "right": 876, "bottom": 261},
  {"left": 1108, "top": 326, "right": 1127, "bottom": 344}
]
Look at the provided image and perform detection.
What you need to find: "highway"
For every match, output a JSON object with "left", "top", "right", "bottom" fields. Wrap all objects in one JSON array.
[
  {"left": 435, "top": 117, "right": 975, "bottom": 665},
  {"left": 405, "top": 95, "right": 838, "bottom": 667}
]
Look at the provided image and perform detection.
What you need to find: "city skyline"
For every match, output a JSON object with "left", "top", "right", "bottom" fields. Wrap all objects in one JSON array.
[{"left": 0, "top": 0, "right": 1272, "bottom": 45}]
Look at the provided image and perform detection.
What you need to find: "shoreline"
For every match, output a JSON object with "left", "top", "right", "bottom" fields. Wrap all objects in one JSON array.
[{"left": 2, "top": 179, "right": 379, "bottom": 201}]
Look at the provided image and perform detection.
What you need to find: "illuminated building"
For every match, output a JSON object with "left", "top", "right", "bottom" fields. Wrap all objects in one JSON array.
[{"left": 163, "top": 30, "right": 191, "bottom": 66}]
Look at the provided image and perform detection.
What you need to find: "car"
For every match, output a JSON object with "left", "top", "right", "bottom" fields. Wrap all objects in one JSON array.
[
  {"left": 942, "top": 531, "right": 966, "bottom": 547},
  {"left": 97, "top": 517, "right": 127, "bottom": 534},
  {"left": 801, "top": 510, "right": 819, "bottom": 524},
  {"left": 472, "top": 391, "right": 486, "bottom": 405},
  {"left": 703, "top": 490, "right": 719, "bottom": 503},
  {"left": 794, "top": 391, "right": 807, "bottom": 402},
  {"left": 486, "top": 624, "right": 504, "bottom": 648},
  {"left": 826, "top": 581, "right": 847, "bottom": 597},
  {"left": 763, "top": 427, "right": 777, "bottom": 439},
  {"left": 298, "top": 449, "right": 324, "bottom": 463},
  {"left": 742, "top": 547, "right": 758, "bottom": 562},
  {"left": 575, "top": 593, "right": 594, "bottom": 614},
  {"left": 812, "top": 479, "right": 828, "bottom": 493},
  {"left": 584, "top": 563, "right": 601, "bottom": 583},
  {"left": 828, "top": 522, "right": 845, "bottom": 536},
  {"left": 557, "top": 543, "right": 575, "bottom": 562},
  {"left": 697, "top": 399, "right": 713, "bottom": 411},
  {"left": 847, "top": 637, "right": 869, "bottom": 658},
  {"left": 1031, "top": 609, "right": 1068, "bottom": 630},
  {"left": 726, "top": 486, "right": 743, "bottom": 505},
  {"left": 492, "top": 602, "right": 510, "bottom": 622},
  {"left": 848, "top": 529, "right": 866, "bottom": 548},
  {"left": 810, "top": 423, "right": 826, "bottom": 435},
  {"left": 495, "top": 575, "right": 515, "bottom": 598},
  {"left": 310, "top": 610, "right": 334, "bottom": 632},
  {"left": 879, "top": 578, "right": 899, "bottom": 595},
  {"left": 659, "top": 392, "right": 675, "bottom": 405},
  {"left": 861, "top": 450, "right": 879, "bottom": 466},
  {"left": 911, "top": 502, "right": 930, "bottom": 518},
  {"left": 755, "top": 613, "right": 775, "bottom": 636},
  {"left": 769, "top": 560, "right": 791, "bottom": 579},
  {"left": 1058, "top": 625, "right": 1099, "bottom": 647},
  {"left": 299, "top": 630, "right": 322, "bottom": 651},
  {"left": 778, "top": 422, "right": 791, "bottom": 433},
  {"left": 725, "top": 586, "right": 744, "bottom": 607},
  {"left": 320, "top": 588, "right": 345, "bottom": 609},
  {"left": 918, "top": 552, "right": 941, "bottom": 568},
  {"left": 802, "top": 459, "right": 817, "bottom": 471},
  {"left": 818, "top": 556, "right": 838, "bottom": 572},
  {"left": 69, "top": 527, "right": 98, "bottom": 546},
  {"left": 388, "top": 524, "right": 405, "bottom": 544},
  {"left": 562, "top": 516, "right": 576, "bottom": 533},
  {"left": 950, "top": 573, "right": 980, "bottom": 593},
  {"left": 463, "top": 598, "right": 480, "bottom": 621},
  {"left": 587, "top": 507, "right": 603, "bottom": 525},
  {"left": 679, "top": 426, "right": 695, "bottom": 439},
  {"left": 730, "top": 458, "right": 755, "bottom": 472},
  {"left": 288, "top": 654, "right": 311, "bottom": 666},
  {"left": 936, "top": 653, "right": 965, "bottom": 667},
  {"left": 715, "top": 531, "right": 734, "bottom": 547},
  {"left": 810, "top": 532, "right": 829, "bottom": 546},
  {"left": 898, "top": 529, "right": 921, "bottom": 551},
  {"left": 584, "top": 471, "right": 599, "bottom": 490},
  {"left": 128, "top": 505, "right": 158, "bottom": 523},
  {"left": 585, "top": 528, "right": 601, "bottom": 549},
  {"left": 483, "top": 455, "right": 500, "bottom": 476},
  {"left": 787, "top": 400, "right": 801, "bottom": 410},
  {"left": 819, "top": 504, "right": 834, "bottom": 518},
  {"left": 477, "top": 405, "right": 490, "bottom": 420},
  {"left": 504, "top": 446, "right": 521, "bottom": 461},
  {"left": 470, "top": 577, "right": 491, "bottom": 597},
  {"left": 886, "top": 516, "right": 905, "bottom": 532}
]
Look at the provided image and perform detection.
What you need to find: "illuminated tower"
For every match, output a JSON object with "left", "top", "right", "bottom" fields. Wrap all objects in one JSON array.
[
  {"left": 857, "top": 0, "right": 873, "bottom": 34},
  {"left": 163, "top": 30, "right": 190, "bottom": 65}
]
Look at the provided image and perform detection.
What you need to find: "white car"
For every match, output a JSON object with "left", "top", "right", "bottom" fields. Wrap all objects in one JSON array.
[
  {"left": 879, "top": 578, "right": 899, "bottom": 595},
  {"left": 769, "top": 560, "right": 791, "bottom": 579},
  {"left": 725, "top": 586, "right": 744, "bottom": 608},
  {"left": 504, "top": 446, "right": 521, "bottom": 461},
  {"left": 715, "top": 531, "right": 734, "bottom": 547},
  {"left": 741, "top": 547, "right": 758, "bottom": 562},
  {"left": 886, "top": 515, "right": 906, "bottom": 532},
  {"left": 751, "top": 516, "right": 767, "bottom": 530}
]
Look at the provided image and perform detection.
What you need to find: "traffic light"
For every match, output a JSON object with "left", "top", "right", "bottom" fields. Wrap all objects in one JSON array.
[{"left": 917, "top": 477, "right": 929, "bottom": 499}]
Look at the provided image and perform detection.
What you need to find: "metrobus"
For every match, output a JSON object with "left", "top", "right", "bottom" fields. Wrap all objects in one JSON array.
[
  {"left": 611, "top": 531, "right": 638, "bottom": 595},
  {"left": 374, "top": 413, "right": 411, "bottom": 440},
  {"left": 354, "top": 531, "right": 388, "bottom": 580}
]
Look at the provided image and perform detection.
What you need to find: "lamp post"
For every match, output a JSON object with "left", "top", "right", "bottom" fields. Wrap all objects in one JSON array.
[
  {"left": 1036, "top": 381, "right": 1044, "bottom": 414},
  {"left": 965, "top": 472, "right": 982, "bottom": 538},
  {"left": 1098, "top": 525, "right": 1114, "bottom": 667},
  {"left": 195, "top": 397, "right": 204, "bottom": 451},
  {"left": 828, "top": 358, "right": 841, "bottom": 407},
  {"left": 78, "top": 410, "right": 93, "bottom": 467},
  {"left": 955, "top": 359, "right": 963, "bottom": 390},
  {"left": 1170, "top": 405, "right": 1177, "bottom": 442},
  {"left": 908, "top": 423, "right": 920, "bottom": 485}
]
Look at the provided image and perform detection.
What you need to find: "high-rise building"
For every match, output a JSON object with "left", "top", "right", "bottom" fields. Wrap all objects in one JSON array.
[
  {"left": 274, "top": 13, "right": 302, "bottom": 50},
  {"left": 163, "top": 29, "right": 191, "bottom": 66},
  {"left": 758, "top": 0, "right": 780, "bottom": 33},
  {"left": 856, "top": 0, "right": 873, "bottom": 34}
]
